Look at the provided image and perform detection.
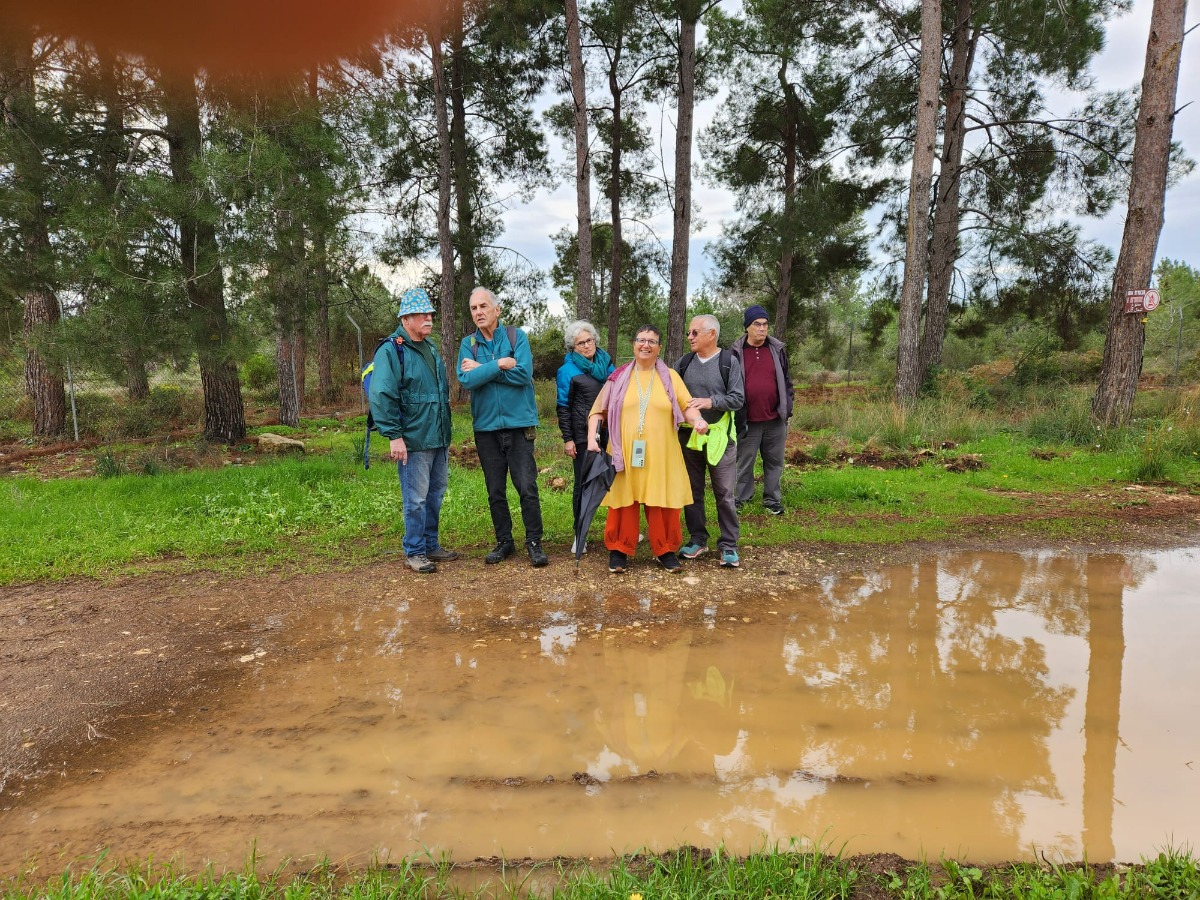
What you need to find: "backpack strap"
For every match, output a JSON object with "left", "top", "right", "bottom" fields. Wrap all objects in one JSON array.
[
  {"left": 677, "top": 348, "right": 731, "bottom": 389},
  {"left": 469, "top": 324, "right": 520, "bottom": 360},
  {"left": 363, "top": 336, "right": 405, "bottom": 470}
]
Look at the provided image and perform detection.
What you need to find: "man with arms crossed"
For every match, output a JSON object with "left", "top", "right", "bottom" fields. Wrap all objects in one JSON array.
[{"left": 457, "top": 287, "right": 548, "bottom": 567}]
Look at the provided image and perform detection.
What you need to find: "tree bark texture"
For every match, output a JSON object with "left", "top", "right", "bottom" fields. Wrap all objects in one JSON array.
[
  {"left": 606, "top": 45, "right": 624, "bottom": 362},
  {"left": 920, "top": 0, "right": 975, "bottom": 381},
  {"left": 310, "top": 66, "right": 335, "bottom": 404},
  {"left": 430, "top": 33, "right": 459, "bottom": 389},
  {"left": 894, "top": 0, "right": 942, "bottom": 402},
  {"left": 665, "top": 14, "right": 697, "bottom": 365},
  {"left": 773, "top": 59, "right": 799, "bottom": 340},
  {"left": 449, "top": 26, "right": 478, "bottom": 333},
  {"left": 96, "top": 50, "right": 148, "bottom": 402},
  {"left": 162, "top": 71, "right": 246, "bottom": 443},
  {"left": 2, "top": 24, "right": 66, "bottom": 437},
  {"left": 1092, "top": 0, "right": 1186, "bottom": 426},
  {"left": 565, "top": 0, "right": 593, "bottom": 322}
]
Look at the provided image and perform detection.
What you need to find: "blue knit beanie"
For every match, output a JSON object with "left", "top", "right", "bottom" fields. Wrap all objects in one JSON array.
[{"left": 743, "top": 305, "right": 770, "bottom": 329}]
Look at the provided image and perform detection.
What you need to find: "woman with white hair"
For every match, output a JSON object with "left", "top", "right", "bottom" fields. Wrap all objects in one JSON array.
[{"left": 556, "top": 320, "right": 614, "bottom": 552}]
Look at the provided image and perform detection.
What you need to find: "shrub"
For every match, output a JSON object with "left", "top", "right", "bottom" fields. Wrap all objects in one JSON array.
[
  {"left": 527, "top": 325, "right": 566, "bottom": 382},
  {"left": 242, "top": 352, "right": 277, "bottom": 391}
]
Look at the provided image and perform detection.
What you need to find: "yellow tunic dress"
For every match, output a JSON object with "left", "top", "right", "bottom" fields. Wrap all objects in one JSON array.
[{"left": 593, "top": 368, "right": 694, "bottom": 510}]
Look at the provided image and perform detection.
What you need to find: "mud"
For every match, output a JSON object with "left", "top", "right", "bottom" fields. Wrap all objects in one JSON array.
[{"left": 2, "top": 491, "right": 1199, "bottom": 875}]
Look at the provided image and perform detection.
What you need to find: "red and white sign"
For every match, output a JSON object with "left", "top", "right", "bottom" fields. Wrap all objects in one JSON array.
[{"left": 1124, "top": 288, "right": 1160, "bottom": 314}]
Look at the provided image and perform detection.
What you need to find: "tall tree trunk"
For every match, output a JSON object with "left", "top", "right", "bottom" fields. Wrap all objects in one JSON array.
[
  {"left": 162, "top": 70, "right": 246, "bottom": 443},
  {"left": 1092, "top": 0, "right": 1185, "bottom": 426},
  {"left": 894, "top": 0, "right": 942, "bottom": 403},
  {"left": 565, "top": 0, "right": 593, "bottom": 322},
  {"left": 276, "top": 303, "right": 301, "bottom": 427},
  {"left": 920, "top": 0, "right": 975, "bottom": 381},
  {"left": 97, "top": 50, "right": 151, "bottom": 403},
  {"left": 2, "top": 25, "right": 66, "bottom": 437},
  {"left": 430, "top": 33, "right": 459, "bottom": 390},
  {"left": 775, "top": 71, "right": 798, "bottom": 341},
  {"left": 309, "top": 66, "right": 334, "bottom": 404},
  {"left": 606, "top": 48, "right": 624, "bottom": 361},
  {"left": 449, "top": 23, "right": 477, "bottom": 332},
  {"left": 665, "top": 11, "right": 698, "bottom": 364}
]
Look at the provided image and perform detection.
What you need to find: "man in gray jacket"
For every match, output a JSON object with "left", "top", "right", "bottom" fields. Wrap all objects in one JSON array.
[
  {"left": 676, "top": 314, "right": 745, "bottom": 568},
  {"left": 730, "top": 305, "right": 793, "bottom": 515}
]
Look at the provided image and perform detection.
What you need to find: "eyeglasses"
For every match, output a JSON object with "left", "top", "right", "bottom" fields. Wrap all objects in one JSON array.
[
  {"left": 574, "top": 337, "right": 595, "bottom": 348},
  {"left": 634, "top": 338, "right": 659, "bottom": 346},
  {"left": 749, "top": 320, "right": 769, "bottom": 328},
  {"left": 687, "top": 329, "right": 708, "bottom": 337}
]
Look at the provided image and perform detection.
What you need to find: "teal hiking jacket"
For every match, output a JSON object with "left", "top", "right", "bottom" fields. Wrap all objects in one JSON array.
[
  {"left": 456, "top": 324, "right": 539, "bottom": 432},
  {"left": 367, "top": 324, "right": 452, "bottom": 451}
]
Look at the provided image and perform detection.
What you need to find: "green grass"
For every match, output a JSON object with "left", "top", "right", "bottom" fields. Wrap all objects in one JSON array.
[
  {"left": 2, "top": 393, "right": 1198, "bottom": 585},
  {"left": 3, "top": 847, "right": 1198, "bottom": 900}
]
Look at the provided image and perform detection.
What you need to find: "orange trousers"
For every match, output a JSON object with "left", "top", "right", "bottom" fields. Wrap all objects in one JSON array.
[{"left": 604, "top": 503, "right": 682, "bottom": 557}]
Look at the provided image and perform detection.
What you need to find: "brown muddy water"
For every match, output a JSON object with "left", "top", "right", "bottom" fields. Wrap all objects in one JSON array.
[{"left": 2, "top": 548, "right": 1198, "bottom": 872}]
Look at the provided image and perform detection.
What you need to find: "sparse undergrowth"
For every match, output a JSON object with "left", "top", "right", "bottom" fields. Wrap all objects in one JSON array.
[
  {"left": 1, "top": 387, "right": 1198, "bottom": 584},
  {"left": 3, "top": 846, "right": 1199, "bottom": 900}
]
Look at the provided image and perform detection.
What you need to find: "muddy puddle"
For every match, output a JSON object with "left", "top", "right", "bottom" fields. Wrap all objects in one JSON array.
[{"left": 2, "top": 548, "right": 1198, "bottom": 872}]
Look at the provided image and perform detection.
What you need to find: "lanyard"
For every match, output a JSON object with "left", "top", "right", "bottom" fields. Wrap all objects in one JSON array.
[{"left": 632, "top": 368, "right": 653, "bottom": 435}]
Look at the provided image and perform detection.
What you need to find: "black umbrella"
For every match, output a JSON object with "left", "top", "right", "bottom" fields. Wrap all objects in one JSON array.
[{"left": 574, "top": 448, "right": 615, "bottom": 567}]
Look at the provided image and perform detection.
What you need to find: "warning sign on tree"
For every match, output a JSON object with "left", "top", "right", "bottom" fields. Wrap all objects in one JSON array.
[{"left": 1124, "top": 288, "right": 1160, "bottom": 314}]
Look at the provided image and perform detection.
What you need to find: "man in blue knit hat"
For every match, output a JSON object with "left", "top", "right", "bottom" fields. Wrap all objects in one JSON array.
[
  {"left": 368, "top": 287, "right": 458, "bottom": 574},
  {"left": 730, "top": 304, "right": 793, "bottom": 515}
]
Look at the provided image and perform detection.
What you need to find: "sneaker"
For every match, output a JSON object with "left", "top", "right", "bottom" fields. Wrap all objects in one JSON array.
[
  {"left": 608, "top": 550, "right": 628, "bottom": 573},
  {"left": 765, "top": 505, "right": 785, "bottom": 516},
  {"left": 679, "top": 542, "right": 707, "bottom": 560},
  {"left": 527, "top": 541, "right": 549, "bottom": 567},
  {"left": 720, "top": 550, "right": 740, "bottom": 568},
  {"left": 485, "top": 541, "right": 515, "bottom": 564},
  {"left": 735, "top": 501, "right": 748, "bottom": 514},
  {"left": 570, "top": 537, "right": 588, "bottom": 554},
  {"left": 656, "top": 552, "right": 682, "bottom": 573},
  {"left": 426, "top": 547, "right": 459, "bottom": 562},
  {"left": 405, "top": 554, "right": 437, "bottom": 574}
]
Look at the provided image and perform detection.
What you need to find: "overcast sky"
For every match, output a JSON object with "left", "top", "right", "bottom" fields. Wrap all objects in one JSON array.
[{"left": 495, "top": 0, "right": 1199, "bottom": 316}]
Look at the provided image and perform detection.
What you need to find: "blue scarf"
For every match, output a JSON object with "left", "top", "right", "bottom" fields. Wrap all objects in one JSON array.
[{"left": 568, "top": 347, "right": 613, "bottom": 382}]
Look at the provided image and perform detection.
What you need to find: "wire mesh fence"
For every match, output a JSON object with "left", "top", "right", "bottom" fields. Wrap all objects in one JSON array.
[{"left": 0, "top": 346, "right": 367, "bottom": 446}]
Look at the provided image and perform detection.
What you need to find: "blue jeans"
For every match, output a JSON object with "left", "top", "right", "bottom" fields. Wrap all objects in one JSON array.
[
  {"left": 475, "top": 427, "right": 543, "bottom": 545},
  {"left": 398, "top": 447, "right": 449, "bottom": 558}
]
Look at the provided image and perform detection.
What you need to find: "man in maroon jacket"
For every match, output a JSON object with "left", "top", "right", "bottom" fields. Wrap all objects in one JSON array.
[{"left": 730, "top": 305, "right": 794, "bottom": 515}]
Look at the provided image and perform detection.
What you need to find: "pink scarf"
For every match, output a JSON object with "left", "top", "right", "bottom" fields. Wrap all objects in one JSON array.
[{"left": 604, "top": 360, "right": 683, "bottom": 472}]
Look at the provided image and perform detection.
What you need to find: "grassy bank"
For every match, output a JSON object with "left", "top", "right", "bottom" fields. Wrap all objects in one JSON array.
[
  {"left": 4, "top": 846, "right": 1199, "bottom": 900},
  {"left": 1, "top": 386, "right": 1198, "bottom": 585}
]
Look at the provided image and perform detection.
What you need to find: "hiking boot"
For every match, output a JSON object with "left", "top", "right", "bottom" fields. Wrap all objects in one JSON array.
[
  {"left": 656, "top": 552, "right": 682, "bottom": 573},
  {"left": 405, "top": 554, "right": 437, "bottom": 574},
  {"left": 426, "top": 547, "right": 459, "bottom": 562},
  {"left": 608, "top": 550, "right": 628, "bottom": 573},
  {"left": 485, "top": 541, "right": 515, "bottom": 564},
  {"left": 679, "top": 542, "right": 707, "bottom": 560},
  {"left": 527, "top": 541, "right": 549, "bottom": 567},
  {"left": 765, "top": 504, "right": 784, "bottom": 516},
  {"left": 720, "top": 550, "right": 740, "bottom": 568}
]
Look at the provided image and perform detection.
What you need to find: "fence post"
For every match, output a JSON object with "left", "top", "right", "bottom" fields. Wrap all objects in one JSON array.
[
  {"left": 346, "top": 313, "right": 364, "bottom": 413},
  {"left": 65, "top": 356, "right": 80, "bottom": 442}
]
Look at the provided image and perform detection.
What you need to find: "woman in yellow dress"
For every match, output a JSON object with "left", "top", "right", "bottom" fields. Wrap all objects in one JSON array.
[{"left": 586, "top": 325, "right": 709, "bottom": 573}]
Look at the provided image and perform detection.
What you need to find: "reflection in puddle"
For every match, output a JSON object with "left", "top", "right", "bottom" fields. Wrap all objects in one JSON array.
[{"left": 2, "top": 549, "right": 1198, "bottom": 871}]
